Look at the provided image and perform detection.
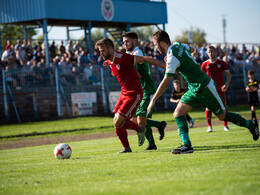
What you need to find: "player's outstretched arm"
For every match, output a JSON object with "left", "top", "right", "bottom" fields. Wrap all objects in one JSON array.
[
  {"left": 135, "top": 56, "right": 166, "bottom": 70},
  {"left": 147, "top": 75, "right": 172, "bottom": 114}
]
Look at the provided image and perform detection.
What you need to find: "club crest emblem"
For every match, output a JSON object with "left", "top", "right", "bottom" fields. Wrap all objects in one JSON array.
[
  {"left": 217, "top": 64, "right": 221, "bottom": 68},
  {"left": 101, "top": 0, "right": 114, "bottom": 21}
]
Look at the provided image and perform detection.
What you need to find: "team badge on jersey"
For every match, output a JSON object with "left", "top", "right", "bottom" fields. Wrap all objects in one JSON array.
[
  {"left": 116, "top": 64, "right": 120, "bottom": 70},
  {"left": 217, "top": 64, "right": 221, "bottom": 68}
]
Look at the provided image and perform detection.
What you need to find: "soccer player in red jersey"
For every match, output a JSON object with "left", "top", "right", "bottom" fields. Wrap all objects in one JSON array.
[
  {"left": 96, "top": 38, "right": 165, "bottom": 153},
  {"left": 201, "top": 46, "right": 232, "bottom": 132}
]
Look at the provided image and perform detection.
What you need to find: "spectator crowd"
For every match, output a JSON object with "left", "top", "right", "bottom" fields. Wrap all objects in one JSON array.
[{"left": 1, "top": 38, "right": 260, "bottom": 89}]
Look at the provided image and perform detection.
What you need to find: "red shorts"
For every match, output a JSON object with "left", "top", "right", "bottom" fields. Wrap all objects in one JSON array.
[{"left": 113, "top": 92, "right": 143, "bottom": 119}]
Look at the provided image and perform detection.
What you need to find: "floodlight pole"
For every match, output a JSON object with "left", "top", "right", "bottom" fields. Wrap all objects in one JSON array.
[{"left": 222, "top": 16, "right": 227, "bottom": 44}]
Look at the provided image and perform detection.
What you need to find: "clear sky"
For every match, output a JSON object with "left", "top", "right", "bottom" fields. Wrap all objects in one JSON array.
[
  {"left": 166, "top": 0, "right": 260, "bottom": 44},
  {"left": 40, "top": 0, "right": 260, "bottom": 44}
]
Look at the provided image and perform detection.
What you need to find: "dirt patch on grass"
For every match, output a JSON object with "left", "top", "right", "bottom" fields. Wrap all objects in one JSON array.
[{"left": 0, "top": 120, "right": 225, "bottom": 150}]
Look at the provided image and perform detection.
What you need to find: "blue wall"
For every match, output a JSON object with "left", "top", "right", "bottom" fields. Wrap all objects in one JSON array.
[{"left": 0, "top": 0, "right": 167, "bottom": 25}]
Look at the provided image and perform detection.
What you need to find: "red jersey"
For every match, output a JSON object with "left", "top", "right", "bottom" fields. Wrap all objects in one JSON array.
[
  {"left": 107, "top": 52, "right": 142, "bottom": 95},
  {"left": 201, "top": 59, "right": 229, "bottom": 90}
]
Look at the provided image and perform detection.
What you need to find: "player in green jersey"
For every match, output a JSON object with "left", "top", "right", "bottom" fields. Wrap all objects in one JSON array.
[
  {"left": 147, "top": 30, "right": 259, "bottom": 154},
  {"left": 122, "top": 31, "right": 167, "bottom": 150}
]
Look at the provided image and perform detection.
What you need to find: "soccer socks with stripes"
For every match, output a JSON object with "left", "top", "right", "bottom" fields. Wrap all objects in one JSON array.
[
  {"left": 224, "top": 111, "right": 252, "bottom": 129},
  {"left": 147, "top": 119, "right": 160, "bottom": 128},
  {"left": 115, "top": 126, "right": 129, "bottom": 148},
  {"left": 175, "top": 116, "right": 192, "bottom": 147},
  {"left": 145, "top": 124, "right": 155, "bottom": 146},
  {"left": 205, "top": 109, "right": 212, "bottom": 126}
]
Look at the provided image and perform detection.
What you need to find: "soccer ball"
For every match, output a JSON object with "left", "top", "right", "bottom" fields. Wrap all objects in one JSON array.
[{"left": 54, "top": 143, "right": 72, "bottom": 159}]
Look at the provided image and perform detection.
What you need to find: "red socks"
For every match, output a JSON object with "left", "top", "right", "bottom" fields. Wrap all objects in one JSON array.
[
  {"left": 115, "top": 126, "right": 129, "bottom": 148},
  {"left": 206, "top": 109, "right": 228, "bottom": 127},
  {"left": 123, "top": 119, "right": 140, "bottom": 131},
  {"left": 205, "top": 109, "right": 212, "bottom": 127}
]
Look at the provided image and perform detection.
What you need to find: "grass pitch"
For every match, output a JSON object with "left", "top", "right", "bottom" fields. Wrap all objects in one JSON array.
[{"left": 0, "top": 106, "right": 259, "bottom": 194}]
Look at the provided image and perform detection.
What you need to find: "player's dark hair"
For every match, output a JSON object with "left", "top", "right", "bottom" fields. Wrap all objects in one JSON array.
[
  {"left": 173, "top": 80, "right": 180, "bottom": 84},
  {"left": 208, "top": 46, "right": 216, "bottom": 51},
  {"left": 248, "top": 70, "right": 254, "bottom": 75},
  {"left": 152, "top": 30, "right": 171, "bottom": 45},
  {"left": 96, "top": 38, "right": 114, "bottom": 49},
  {"left": 122, "top": 31, "right": 138, "bottom": 40}
]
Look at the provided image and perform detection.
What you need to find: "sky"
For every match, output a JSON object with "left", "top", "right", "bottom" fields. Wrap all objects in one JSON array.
[{"left": 39, "top": 0, "right": 260, "bottom": 44}]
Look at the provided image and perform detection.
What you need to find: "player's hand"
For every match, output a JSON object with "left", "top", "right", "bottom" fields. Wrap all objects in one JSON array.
[
  {"left": 103, "top": 61, "right": 109, "bottom": 68},
  {"left": 164, "top": 56, "right": 167, "bottom": 63},
  {"left": 222, "top": 85, "right": 228, "bottom": 92},
  {"left": 147, "top": 99, "right": 155, "bottom": 114}
]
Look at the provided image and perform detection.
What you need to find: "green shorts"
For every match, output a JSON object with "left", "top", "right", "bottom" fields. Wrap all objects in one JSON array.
[
  {"left": 180, "top": 79, "right": 225, "bottom": 115},
  {"left": 133, "top": 93, "right": 153, "bottom": 118}
]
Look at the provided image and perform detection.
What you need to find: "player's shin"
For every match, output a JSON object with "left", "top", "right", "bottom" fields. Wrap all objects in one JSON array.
[
  {"left": 175, "top": 116, "right": 192, "bottom": 147},
  {"left": 145, "top": 124, "right": 155, "bottom": 146},
  {"left": 147, "top": 119, "right": 160, "bottom": 128},
  {"left": 224, "top": 111, "right": 252, "bottom": 128},
  {"left": 115, "top": 126, "right": 129, "bottom": 148}
]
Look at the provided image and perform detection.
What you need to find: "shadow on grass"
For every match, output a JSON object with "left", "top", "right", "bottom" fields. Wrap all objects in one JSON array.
[
  {"left": 194, "top": 144, "right": 260, "bottom": 152},
  {"left": 70, "top": 157, "right": 91, "bottom": 160}
]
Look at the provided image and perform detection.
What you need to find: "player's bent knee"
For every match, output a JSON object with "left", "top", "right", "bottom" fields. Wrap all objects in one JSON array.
[
  {"left": 173, "top": 112, "right": 181, "bottom": 118},
  {"left": 114, "top": 113, "right": 125, "bottom": 127},
  {"left": 217, "top": 113, "right": 226, "bottom": 121}
]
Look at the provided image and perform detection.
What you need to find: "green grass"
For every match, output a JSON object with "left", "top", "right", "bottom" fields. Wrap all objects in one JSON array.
[
  {"left": 0, "top": 105, "right": 259, "bottom": 194},
  {"left": 0, "top": 124, "right": 260, "bottom": 194},
  {"left": 0, "top": 105, "right": 253, "bottom": 138}
]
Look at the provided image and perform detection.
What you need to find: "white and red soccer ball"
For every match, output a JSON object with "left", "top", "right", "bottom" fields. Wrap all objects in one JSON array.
[{"left": 54, "top": 143, "right": 72, "bottom": 159}]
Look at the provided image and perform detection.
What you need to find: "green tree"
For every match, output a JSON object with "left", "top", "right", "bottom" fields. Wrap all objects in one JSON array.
[
  {"left": 0, "top": 24, "right": 37, "bottom": 46},
  {"left": 91, "top": 29, "right": 104, "bottom": 42},
  {"left": 133, "top": 25, "right": 157, "bottom": 41},
  {"left": 174, "top": 28, "right": 207, "bottom": 45}
]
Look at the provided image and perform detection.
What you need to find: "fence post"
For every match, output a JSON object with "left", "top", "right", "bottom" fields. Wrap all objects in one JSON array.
[
  {"left": 55, "top": 68, "right": 62, "bottom": 117},
  {"left": 2, "top": 68, "right": 9, "bottom": 120}
]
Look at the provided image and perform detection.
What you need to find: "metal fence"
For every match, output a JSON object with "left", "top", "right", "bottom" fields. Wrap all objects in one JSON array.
[{"left": 0, "top": 62, "right": 259, "bottom": 124}]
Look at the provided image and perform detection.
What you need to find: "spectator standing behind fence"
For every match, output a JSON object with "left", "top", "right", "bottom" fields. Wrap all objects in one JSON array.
[
  {"left": 66, "top": 40, "right": 74, "bottom": 54},
  {"left": 89, "top": 58, "right": 101, "bottom": 85},
  {"left": 20, "top": 62, "right": 34, "bottom": 86},
  {"left": 31, "top": 59, "right": 43, "bottom": 83},
  {"left": 83, "top": 62, "right": 94, "bottom": 84},
  {"left": 245, "top": 70, "right": 259, "bottom": 121},
  {"left": 77, "top": 47, "right": 89, "bottom": 70},
  {"left": 5, "top": 65, "right": 17, "bottom": 88},
  {"left": 170, "top": 80, "right": 194, "bottom": 128},
  {"left": 58, "top": 41, "right": 66, "bottom": 56},
  {"left": 16, "top": 46, "right": 27, "bottom": 66},
  {"left": 49, "top": 41, "right": 56, "bottom": 58},
  {"left": 73, "top": 41, "right": 80, "bottom": 53},
  {"left": 5, "top": 40, "right": 11, "bottom": 51},
  {"left": 14, "top": 39, "right": 22, "bottom": 52},
  {"left": 201, "top": 46, "right": 232, "bottom": 132},
  {"left": 1, "top": 46, "right": 15, "bottom": 64},
  {"left": 45, "top": 61, "right": 55, "bottom": 85}
]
